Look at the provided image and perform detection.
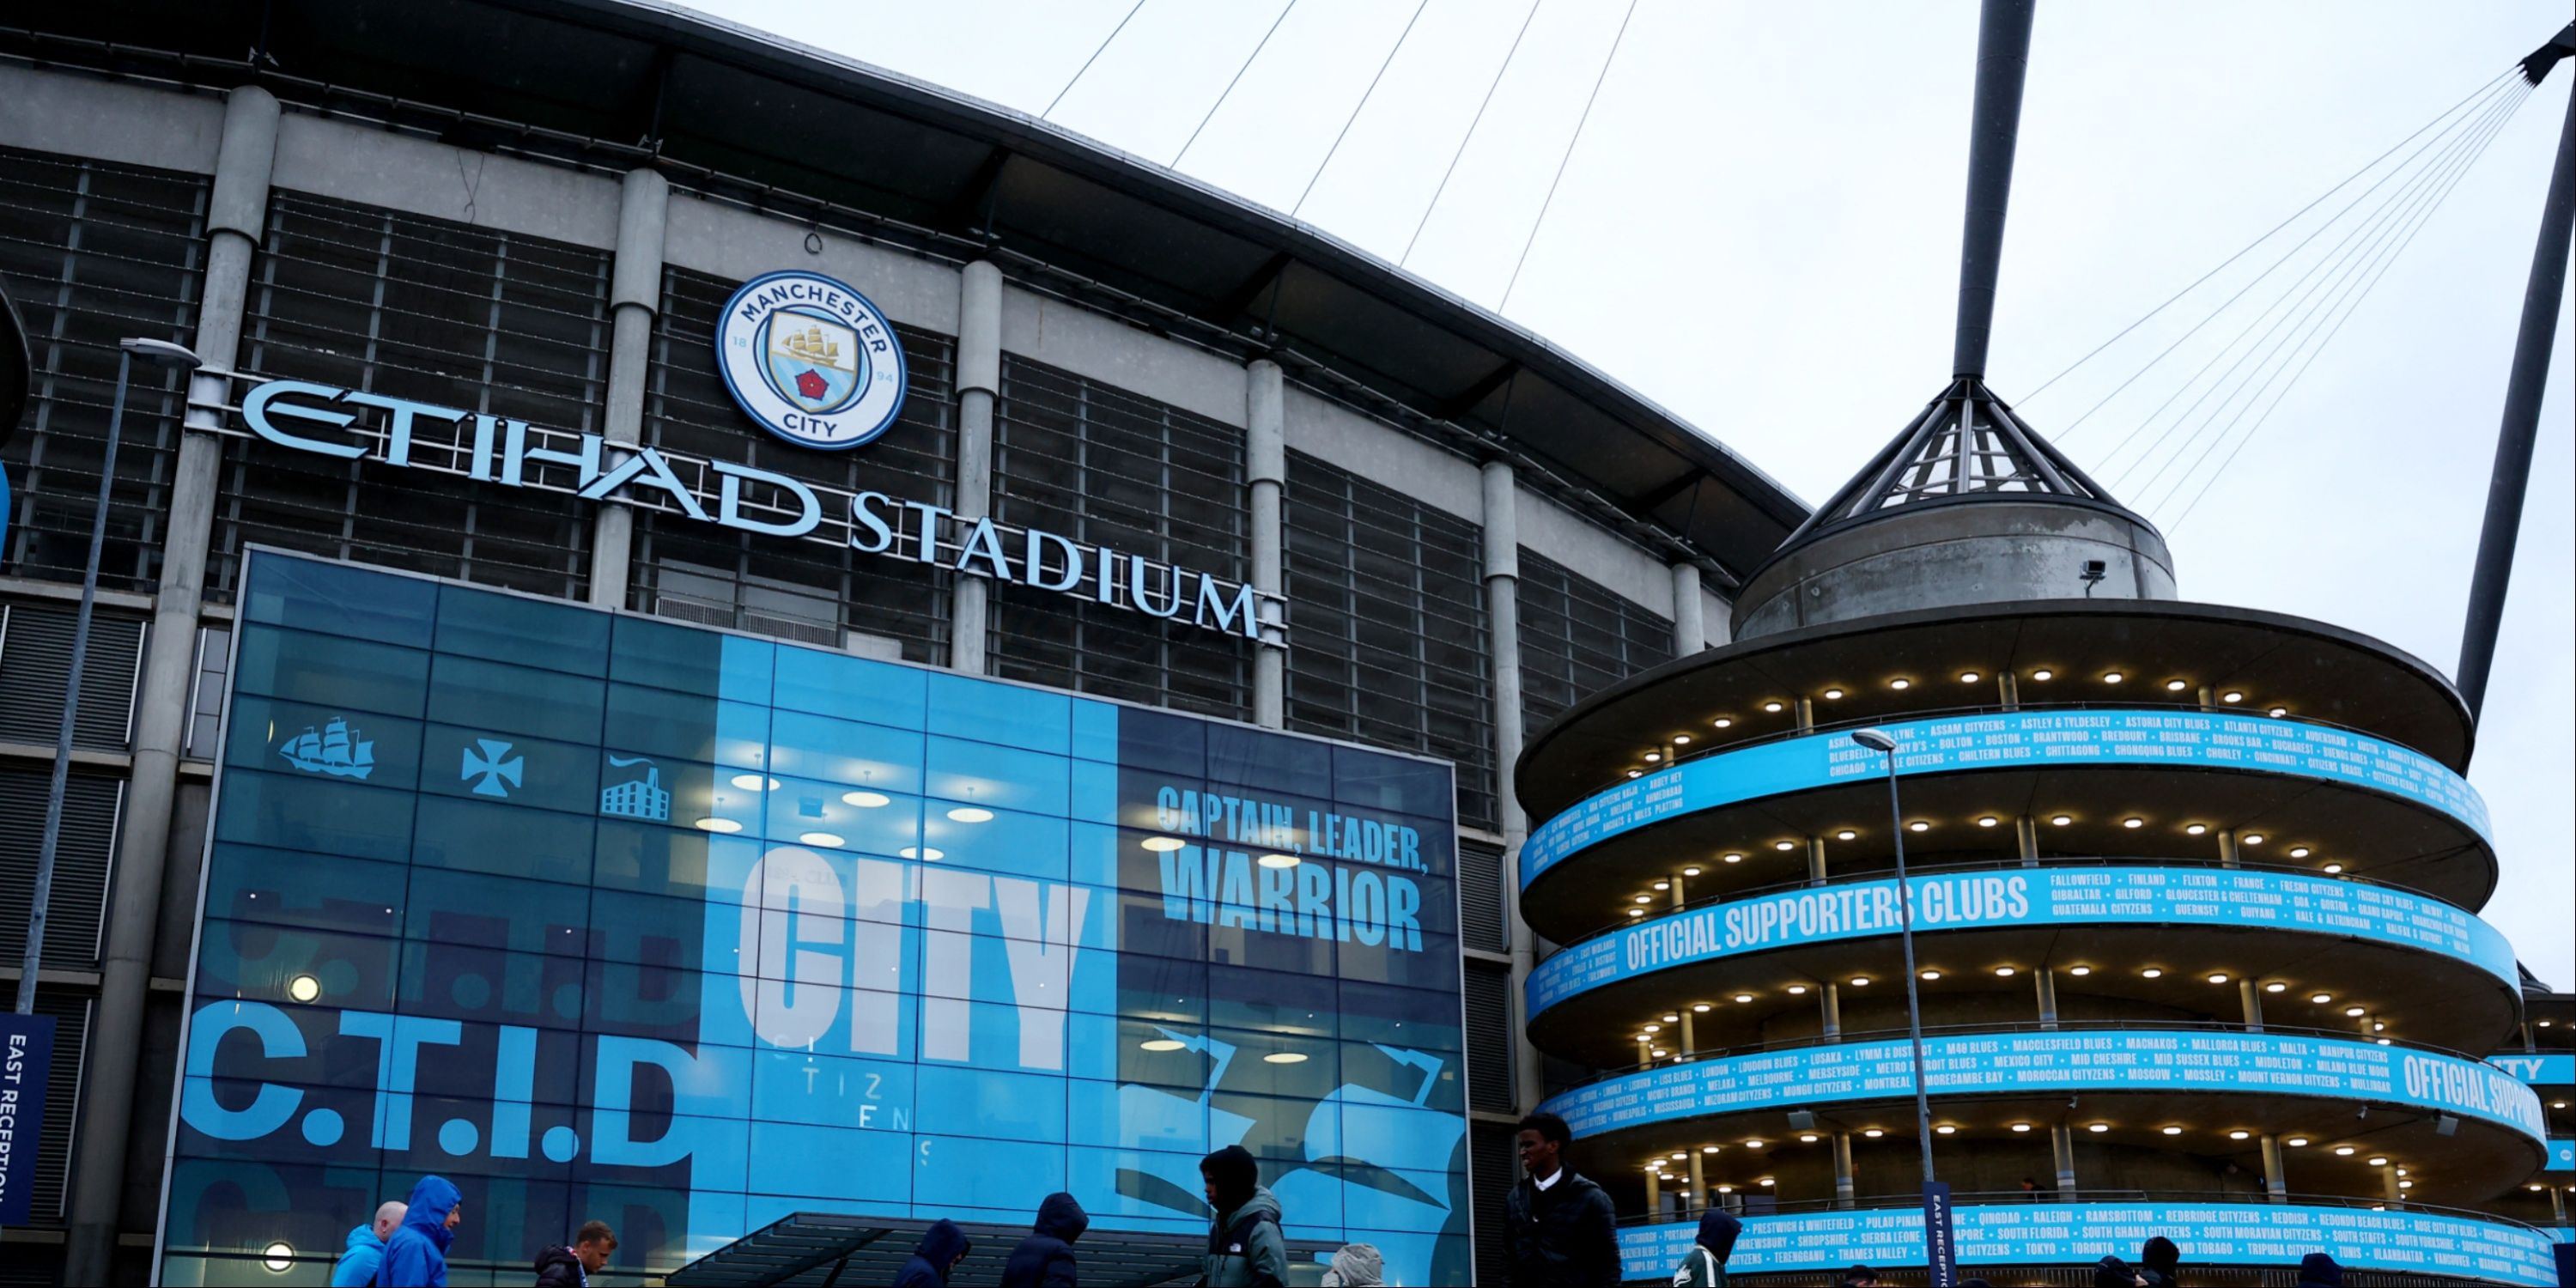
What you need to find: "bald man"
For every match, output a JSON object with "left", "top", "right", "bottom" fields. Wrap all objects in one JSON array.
[{"left": 331, "top": 1200, "right": 408, "bottom": 1287}]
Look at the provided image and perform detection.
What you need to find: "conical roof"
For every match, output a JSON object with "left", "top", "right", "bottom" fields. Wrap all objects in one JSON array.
[{"left": 1773, "top": 375, "right": 2155, "bottom": 553}]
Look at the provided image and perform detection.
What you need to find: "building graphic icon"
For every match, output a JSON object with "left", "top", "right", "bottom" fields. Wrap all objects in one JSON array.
[{"left": 601, "top": 754, "right": 671, "bottom": 822}]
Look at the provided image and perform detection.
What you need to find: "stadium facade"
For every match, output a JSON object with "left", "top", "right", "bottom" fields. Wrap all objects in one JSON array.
[{"left": 0, "top": 1, "right": 2563, "bottom": 1285}]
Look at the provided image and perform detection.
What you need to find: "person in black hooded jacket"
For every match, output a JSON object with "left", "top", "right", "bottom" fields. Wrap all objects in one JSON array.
[
  {"left": 1000, "top": 1191, "right": 1088, "bottom": 1288},
  {"left": 2138, "top": 1236, "right": 2180, "bottom": 1288},
  {"left": 2293, "top": 1253, "right": 2342, "bottom": 1288},
  {"left": 1673, "top": 1209, "right": 1740, "bottom": 1286},
  {"left": 1503, "top": 1112, "right": 1619, "bottom": 1287},
  {"left": 894, "top": 1218, "right": 970, "bottom": 1288}
]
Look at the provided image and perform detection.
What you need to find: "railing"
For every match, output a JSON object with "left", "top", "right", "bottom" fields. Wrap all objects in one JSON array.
[{"left": 1613, "top": 1188, "right": 2555, "bottom": 1231}]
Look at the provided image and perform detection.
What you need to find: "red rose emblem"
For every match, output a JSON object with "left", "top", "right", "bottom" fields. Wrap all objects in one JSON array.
[{"left": 794, "top": 368, "right": 828, "bottom": 400}]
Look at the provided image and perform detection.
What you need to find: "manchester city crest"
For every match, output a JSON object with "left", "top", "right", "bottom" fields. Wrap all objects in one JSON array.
[{"left": 715, "top": 269, "right": 908, "bottom": 450}]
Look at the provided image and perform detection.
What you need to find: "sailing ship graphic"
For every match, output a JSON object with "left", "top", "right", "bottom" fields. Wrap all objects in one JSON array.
[
  {"left": 277, "top": 717, "right": 374, "bottom": 781},
  {"left": 763, "top": 310, "right": 864, "bottom": 414}
]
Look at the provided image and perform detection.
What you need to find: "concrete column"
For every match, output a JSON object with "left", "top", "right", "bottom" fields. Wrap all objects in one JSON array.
[
  {"left": 950, "top": 260, "right": 1002, "bottom": 672},
  {"left": 2383, "top": 1164, "right": 2403, "bottom": 1206},
  {"left": 1832, "top": 1132, "right": 1856, "bottom": 1208},
  {"left": 1820, "top": 983, "right": 1843, "bottom": 1038},
  {"left": 1806, "top": 836, "right": 1827, "bottom": 888},
  {"left": 2052, "top": 1124, "right": 2079, "bottom": 1198},
  {"left": 1678, "top": 1011, "right": 1695, "bottom": 1061},
  {"left": 2218, "top": 830, "right": 2242, "bottom": 869},
  {"left": 1686, "top": 1150, "right": 1706, "bottom": 1216},
  {"left": 2240, "top": 980, "right": 2265, "bottom": 1033},
  {"left": 2034, "top": 968, "right": 2059, "bottom": 1030},
  {"left": 1670, "top": 563, "right": 1704, "bottom": 654},
  {"left": 1668, "top": 873, "right": 1686, "bottom": 910},
  {"left": 1997, "top": 670, "right": 2020, "bottom": 709},
  {"left": 2015, "top": 815, "right": 2039, "bottom": 866},
  {"left": 2260, "top": 1133, "right": 2288, "bottom": 1202},
  {"left": 64, "top": 85, "right": 279, "bottom": 1288},
  {"left": 1485, "top": 460, "right": 1545, "bottom": 1112},
  {"left": 1793, "top": 696, "right": 1814, "bottom": 732},
  {"left": 1644, "top": 1170, "right": 1661, "bottom": 1215},
  {"left": 2549, "top": 1185, "right": 2567, "bottom": 1225},
  {"left": 1637, "top": 1036, "right": 1653, "bottom": 1071},
  {"left": 587, "top": 167, "right": 668, "bottom": 608},
  {"left": 1247, "top": 359, "right": 1285, "bottom": 727}
]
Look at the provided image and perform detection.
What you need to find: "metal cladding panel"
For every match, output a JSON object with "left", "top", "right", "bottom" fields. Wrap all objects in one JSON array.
[
  {"left": 1463, "top": 960, "right": 1511, "bottom": 1115},
  {"left": 0, "top": 768, "right": 123, "bottom": 970},
  {"left": 0, "top": 602, "right": 144, "bottom": 751},
  {"left": 1456, "top": 838, "right": 1504, "bottom": 954}
]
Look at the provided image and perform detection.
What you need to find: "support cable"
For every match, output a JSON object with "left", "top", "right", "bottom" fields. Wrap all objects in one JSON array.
[
  {"left": 1291, "top": 0, "right": 1434, "bottom": 217},
  {"left": 1498, "top": 0, "right": 1640, "bottom": 310},
  {"left": 1400, "top": 0, "right": 1547, "bottom": 266},
  {"left": 2097, "top": 82, "right": 2524, "bottom": 485},
  {"left": 2056, "top": 72, "right": 2520, "bottom": 443},
  {"left": 2020, "top": 66, "right": 2518, "bottom": 407},
  {"left": 2161, "top": 80, "right": 2533, "bottom": 530},
  {"left": 1173, "top": 0, "right": 1301, "bottom": 167},
  {"left": 1043, "top": 0, "right": 1151, "bottom": 119}
]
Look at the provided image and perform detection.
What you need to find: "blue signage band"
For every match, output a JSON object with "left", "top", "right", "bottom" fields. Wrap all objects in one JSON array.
[
  {"left": 1538, "top": 1028, "right": 2549, "bottom": 1145},
  {"left": 1614, "top": 1201, "right": 2564, "bottom": 1285},
  {"left": 1528, "top": 864, "right": 2519, "bottom": 1018},
  {"left": 1523, "top": 709, "right": 2493, "bottom": 888}
]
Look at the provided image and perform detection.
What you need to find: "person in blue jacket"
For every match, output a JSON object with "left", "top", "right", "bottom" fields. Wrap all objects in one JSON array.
[
  {"left": 999, "top": 1191, "right": 1088, "bottom": 1287},
  {"left": 376, "top": 1176, "right": 463, "bottom": 1287},
  {"left": 329, "top": 1201, "right": 405, "bottom": 1287},
  {"left": 894, "top": 1218, "right": 972, "bottom": 1287}
]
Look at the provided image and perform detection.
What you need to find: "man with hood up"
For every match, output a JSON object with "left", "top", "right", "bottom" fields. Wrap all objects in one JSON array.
[
  {"left": 2093, "top": 1255, "right": 2148, "bottom": 1288},
  {"left": 2138, "top": 1236, "right": 2180, "bottom": 1288},
  {"left": 329, "top": 1201, "right": 404, "bottom": 1287},
  {"left": 1000, "top": 1191, "right": 1088, "bottom": 1288},
  {"left": 1671, "top": 1210, "right": 1740, "bottom": 1287},
  {"left": 1320, "top": 1243, "right": 1383, "bottom": 1286},
  {"left": 894, "top": 1218, "right": 972, "bottom": 1287},
  {"left": 376, "top": 1176, "right": 462, "bottom": 1286},
  {"left": 1198, "top": 1144, "right": 1289, "bottom": 1288},
  {"left": 2293, "top": 1253, "right": 2342, "bottom": 1288}
]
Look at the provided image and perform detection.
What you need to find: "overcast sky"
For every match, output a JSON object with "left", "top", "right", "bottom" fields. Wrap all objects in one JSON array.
[{"left": 683, "top": 0, "right": 2572, "bottom": 986}]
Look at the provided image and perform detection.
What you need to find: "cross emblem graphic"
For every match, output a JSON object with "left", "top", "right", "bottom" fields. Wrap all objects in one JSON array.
[{"left": 461, "top": 738, "right": 524, "bottom": 798}]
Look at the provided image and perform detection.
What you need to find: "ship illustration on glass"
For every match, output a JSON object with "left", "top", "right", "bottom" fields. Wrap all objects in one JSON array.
[{"left": 277, "top": 717, "right": 374, "bottom": 781}]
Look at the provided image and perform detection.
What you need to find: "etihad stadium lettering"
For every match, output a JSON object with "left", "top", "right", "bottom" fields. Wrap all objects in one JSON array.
[{"left": 235, "top": 378, "right": 1270, "bottom": 640}]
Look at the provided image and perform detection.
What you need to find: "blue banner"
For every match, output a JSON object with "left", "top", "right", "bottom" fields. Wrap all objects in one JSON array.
[
  {"left": 1923, "top": 1181, "right": 1958, "bottom": 1288},
  {"left": 1540, "top": 1029, "right": 2548, "bottom": 1143},
  {"left": 1616, "top": 1203, "right": 2562, "bottom": 1285},
  {"left": 1524, "top": 709, "right": 2491, "bottom": 886},
  {"left": 1530, "top": 866, "right": 2516, "bottom": 1017},
  {"left": 2492, "top": 1054, "right": 2576, "bottom": 1084},
  {"left": 2549, "top": 1139, "right": 2573, "bottom": 1172},
  {"left": 160, "top": 552, "right": 1470, "bottom": 1284},
  {"left": 0, "top": 1012, "right": 52, "bottom": 1228}
]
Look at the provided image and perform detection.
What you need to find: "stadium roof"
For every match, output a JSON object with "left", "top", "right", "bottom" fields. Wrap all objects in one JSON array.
[{"left": 2, "top": 0, "right": 1812, "bottom": 582}]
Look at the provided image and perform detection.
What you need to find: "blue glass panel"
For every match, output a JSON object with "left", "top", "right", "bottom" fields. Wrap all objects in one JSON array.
[
  {"left": 417, "top": 722, "right": 599, "bottom": 817},
  {"left": 241, "top": 550, "right": 436, "bottom": 647},
  {"left": 915, "top": 1064, "right": 1066, "bottom": 1144},
  {"left": 749, "top": 1048, "right": 916, "bottom": 1129},
  {"left": 745, "top": 1121, "right": 913, "bottom": 1203},
  {"left": 434, "top": 586, "right": 610, "bottom": 675},
  {"left": 227, "top": 695, "right": 422, "bottom": 792},
  {"left": 201, "top": 845, "right": 405, "bottom": 936},
  {"left": 233, "top": 624, "right": 429, "bottom": 719},
  {"left": 920, "top": 805, "right": 1070, "bottom": 883},
  {"left": 766, "top": 708, "right": 924, "bottom": 796},
  {"left": 925, "top": 736, "right": 1068, "bottom": 817},
  {"left": 604, "top": 682, "right": 768, "bottom": 769},
  {"left": 775, "top": 645, "right": 926, "bottom": 729},
  {"left": 910, "top": 1134, "right": 1066, "bottom": 1213},
  {"left": 926, "top": 671, "right": 1068, "bottom": 752},
  {"left": 403, "top": 868, "right": 590, "bottom": 957},
  {"left": 191, "top": 922, "right": 396, "bottom": 1012},
  {"left": 1070, "top": 698, "right": 1119, "bottom": 764},
  {"left": 427, "top": 653, "right": 606, "bottom": 745},
  {"left": 411, "top": 795, "right": 594, "bottom": 886},
  {"left": 213, "top": 769, "right": 415, "bottom": 864},
  {"left": 397, "top": 941, "right": 588, "bottom": 1035}
]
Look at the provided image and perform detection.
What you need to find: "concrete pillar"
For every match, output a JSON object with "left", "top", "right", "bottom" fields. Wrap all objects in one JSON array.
[
  {"left": 1671, "top": 563, "right": 1704, "bottom": 654},
  {"left": 1485, "top": 460, "right": 1545, "bottom": 1111},
  {"left": 1997, "top": 670, "right": 2020, "bottom": 709},
  {"left": 586, "top": 167, "right": 668, "bottom": 608},
  {"left": 950, "top": 260, "right": 1002, "bottom": 672},
  {"left": 1668, "top": 873, "right": 1686, "bottom": 910},
  {"left": 1793, "top": 696, "right": 1814, "bottom": 732},
  {"left": 2052, "top": 1124, "right": 2078, "bottom": 1199},
  {"left": 1806, "top": 836, "right": 1827, "bottom": 888},
  {"left": 2240, "top": 980, "right": 2265, "bottom": 1033},
  {"left": 2383, "top": 1163, "right": 2403, "bottom": 1206},
  {"left": 2218, "top": 830, "right": 2242, "bottom": 869},
  {"left": 1678, "top": 1011, "right": 1695, "bottom": 1061},
  {"left": 1644, "top": 1170, "right": 1661, "bottom": 1214},
  {"left": 1686, "top": 1150, "right": 1706, "bottom": 1216},
  {"left": 2034, "top": 968, "right": 2059, "bottom": 1030},
  {"left": 2549, "top": 1185, "right": 2567, "bottom": 1224},
  {"left": 64, "top": 84, "right": 279, "bottom": 1288},
  {"left": 2261, "top": 1133, "right": 2288, "bottom": 1202},
  {"left": 1247, "top": 359, "right": 1285, "bottom": 727},
  {"left": 1820, "top": 983, "right": 1843, "bottom": 1038},
  {"left": 1637, "top": 1036, "right": 1653, "bottom": 1071},
  {"left": 1832, "top": 1132, "right": 1856, "bottom": 1207},
  {"left": 2015, "top": 815, "right": 2039, "bottom": 866}
]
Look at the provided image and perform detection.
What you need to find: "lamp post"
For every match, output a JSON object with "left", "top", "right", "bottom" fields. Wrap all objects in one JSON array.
[
  {"left": 15, "top": 337, "right": 200, "bottom": 1015},
  {"left": 1851, "top": 726, "right": 1954, "bottom": 1283}
]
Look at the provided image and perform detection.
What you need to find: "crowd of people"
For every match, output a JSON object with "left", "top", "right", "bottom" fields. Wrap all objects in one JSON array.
[{"left": 324, "top": 1126, "right": 2367, "bottom": 1285}]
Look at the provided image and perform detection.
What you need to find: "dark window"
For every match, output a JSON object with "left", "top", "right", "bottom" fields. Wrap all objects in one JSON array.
[
  {"left": 0, "top": 145, "right": 207, "bottom": 592},
  {"left": 1469, "top": 1119, "right": 1520, "bottom": 1288},
  {"left": 0, "top": 765, "right": 124, "bottom": 969},
  {"left": 1516, "top": 548, "right": 1674, "bottom": 738},
  {"left": 0, "top": 600, "right": 145, "bottom": 751},
  {"left": 629, "top": 267, "right": 956, "bottom": 661},
  {"left": 988, "top": 355, "right": 1249, "bottom": 720},
  {"left": 1463, "top": 959, "right": 1513, "bottom": 1114},
  {"left": 1282, "top": 451, "right": 1493, "bottom": 829},
  {"left": 1457, "top": 837, "right": 1505, "bottom": 954},
  {"left": 210, "top": 191, "right": 608, "bottom": 600}
]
